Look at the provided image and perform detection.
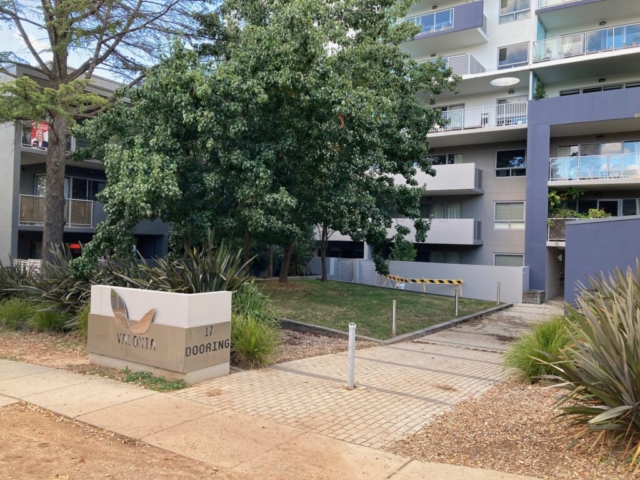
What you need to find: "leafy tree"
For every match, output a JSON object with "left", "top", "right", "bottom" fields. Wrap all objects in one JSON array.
[
  {"left": 0, "top": 0, "right": 208, "bottom": 262},
  {"left": 388, "top": 239, "right": 417, "bottom": 262},
  {"left": 73, "top": 0, "right": 456, "bottom": 281}
]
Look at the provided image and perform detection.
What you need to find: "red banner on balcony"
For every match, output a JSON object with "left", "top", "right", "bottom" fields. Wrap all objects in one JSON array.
[{"left": 30, "top": 122, "right": 49, "bottom": 149}]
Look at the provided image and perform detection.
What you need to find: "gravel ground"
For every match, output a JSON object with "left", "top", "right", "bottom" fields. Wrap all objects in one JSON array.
[
  {"left": 389, "top": 382, "right": 638, "bottom": 480},
  {"left": 272, "top": 329, "right": 377, "bottom": 364}
]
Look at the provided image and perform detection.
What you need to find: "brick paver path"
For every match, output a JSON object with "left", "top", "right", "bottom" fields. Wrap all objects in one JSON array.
[{"left": 175, "top": 303, "right": 561, "bottom": 449}]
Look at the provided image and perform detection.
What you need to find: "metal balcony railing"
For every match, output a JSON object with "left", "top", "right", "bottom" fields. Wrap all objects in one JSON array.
[
  {"left": 533, "top": 22, "right": 640, "bottom": 63},
  {"left": 474, "top": 221, "right": 482, "bottom": 241},
  {"left": 19, "top": 195, "right": 94, "bottom": 227},
  {"left": 548, "top": 218, "right": 578, "bottom": 242},
  {"left": 426, "top": 53, "right": 486, "bottom": 76},
  {"left": 430, "top": 102, "right": 527, "bottom": 133},
  {"left": 549, "top": 153, "right": 640, "bottom": 181},
  {"left": 538, "top": 0, "right": 582, "bottom": 8},
  {"left": 406, "top": 8, "right": 454, "bottom": 35}
]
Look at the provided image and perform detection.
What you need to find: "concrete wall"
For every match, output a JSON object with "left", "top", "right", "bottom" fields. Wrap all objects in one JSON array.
[
  {"left": 388, "top": 260, "right": 529, "bottom": 304},
  {"left": 525, "top": 87, "right": 640, "bottom": 291},
  {"left": 565, "top": 216, "right": 640, "bottom": 304},
  {"left": 0, "top": 122, "right": 20, "bottom": 264}
]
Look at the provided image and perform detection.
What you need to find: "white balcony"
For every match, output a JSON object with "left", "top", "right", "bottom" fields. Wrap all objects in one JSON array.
[
  {"left": 390, "top": 218, "right": 483, "bottom": 245},
  {"left": 548, "top": 153, "right": 640, "bottom": 190},
  {"left": 396, "top": 163, "right": 483, "bottom": 196},
  {"left": 533, "top": 23, "right": 640, "bottom": 64},
  {"left": 430, "top": 102, "right": 527, "bottom": 134},
  {"left": 423, "top": 54, "right": 486, "bottom": 76},
  {"left": 19, "top": 195, "right": 95, "bottom": 228}
]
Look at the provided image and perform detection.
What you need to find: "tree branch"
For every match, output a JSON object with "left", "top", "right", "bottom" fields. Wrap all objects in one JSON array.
[{"left": 0, "top": 6, "right": 51, "bottom": 74}]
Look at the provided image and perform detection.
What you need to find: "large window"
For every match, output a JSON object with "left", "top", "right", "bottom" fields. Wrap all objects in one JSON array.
[
  {"left": 560, "top": 81, "right": 640, "bottom": 97},
  {"left": 499, "top": 0, "right": 530, "bottom": 24},
  {"left": 421, "top": 203, "right": 462, "bottom": 219},
  {"left": 428, "top": 153, "right": 463, "bottom": 165},
  {"left": 431, "top": 251, "right": 460, "bottom": 264},
  {"left": 407, "top": 8, "right": 454, "bottom": 35},
  {"left": 496, "top": 149, "right": 526, "bottom": 177},
  {"left": 498, "top": 43, "right": 529, "bottom": 69},
  {"left": 494, "top": 254, "right": 524, "bottom": 266},
  {"left": 495, "top": 202, "right": 525, "bottom": 229},
  {"left": 35, "top": 174, "right": 105, "bottom": 201}
]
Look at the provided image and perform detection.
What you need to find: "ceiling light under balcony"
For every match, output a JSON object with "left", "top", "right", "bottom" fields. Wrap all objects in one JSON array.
[{"left": 490, "top": 77, "right": 520, "bottom": 87}]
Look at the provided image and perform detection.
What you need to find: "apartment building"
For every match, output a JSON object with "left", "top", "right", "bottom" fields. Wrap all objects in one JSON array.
[
  {"left": 0, "top": 64, "right": 169, "bottom": 265},
  {"left": 327, "top": 0, "right": 640, "bottom": 300}
]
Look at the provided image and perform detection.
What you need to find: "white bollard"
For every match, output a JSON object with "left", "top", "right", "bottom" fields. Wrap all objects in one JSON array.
[
  {"left": 497, "top": 282, "right": 501, "bottom": 305},
  {"left": 392, "top": 300, "right": 397, "bottom": 337},
  {"left": 455, "top": 287, "right": 459, "bottom": 317},
  {"left": 347, "top": 323, "right": 356, "bottom": 389}
]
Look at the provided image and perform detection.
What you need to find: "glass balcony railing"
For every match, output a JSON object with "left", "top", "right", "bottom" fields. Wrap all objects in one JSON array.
[
  {"left": 430, "top": 102, "right": 528, "bottom": 133},
  {"left": 533, "top": 22, "right": 640, "bottom": 63},
  {"left": 538, "top": 0, "right": 582, "bottom": 8},
  {"left": 549, "top": 153, "right": 640, "bottom": 181},
  {"left": 19, "top": 195, "right": 94, "bottom": 227},
  {"left": 407, "top": 8, "right": 454, "bottom": 35}
]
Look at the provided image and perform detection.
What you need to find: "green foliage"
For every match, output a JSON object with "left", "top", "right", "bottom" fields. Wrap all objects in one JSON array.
[
  {"left": 233, "top": 280, "right": 277, "bottom": 325},
  {"left": 586, "top": 208, "right": 610, "bottom": 219},
  {"left": 287, "top": 239, "right": 315, "bottom": 277},
  {"left": 388, "top": 239, "right": 417, "bottom": 262},
  {"left": 67, "top": 303, "right": 90, "bottom": 338},
  {"left": 533, "top": 80, "right": 547, "bottom": 100},
  {"left": 75, "top": 0, "right": 457, "bottom": 278},
  {"left": 27, "top": 303, "right": 69, "bottom": 332},
  {"left": 231, "top": 314, "right": 280, "bottom": 369},
  {"left": 121, "top": 369, "right": 189, "bottom": 392},
  {"left": 548, "top": 264, "right": 640, "bottom": 438},
  {"left": 0, "top": 298, "right": 37, "bottom": 331},
  {"left": 504, "top": 315, "right": 571, "bottom": 382},
  {"left": 0, "top": 260, "right": 35, "bottom": 300}
]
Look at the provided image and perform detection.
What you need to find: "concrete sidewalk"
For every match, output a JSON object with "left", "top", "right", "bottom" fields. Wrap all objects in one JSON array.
[{"left": 0, "top": 359, "right": 537, "bottom": 480}]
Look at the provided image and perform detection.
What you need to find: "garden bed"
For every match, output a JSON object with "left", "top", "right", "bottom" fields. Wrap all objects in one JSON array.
[
  {"left": 388, "top": 382, "right": 635, "bottom": 480},
  {"left": 259, "top": 279, "right": 496, "bottom": 340}
]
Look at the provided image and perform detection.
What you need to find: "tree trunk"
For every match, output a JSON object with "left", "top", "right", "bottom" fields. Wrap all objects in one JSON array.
[
  {"left": 243, "top": 230, "right": 250, "bottom": 267},
  {"left": 267, "top": 245, "right": 274, "bottom": 277},
  {"left": 320, "top": 224, "right": 328, "bottom": 281},
  {"left": 42, "top": 114, "right": 68, "bottom": 263},
  {"left": 279, "top": 244, "right": 293, "bottom": 283}
]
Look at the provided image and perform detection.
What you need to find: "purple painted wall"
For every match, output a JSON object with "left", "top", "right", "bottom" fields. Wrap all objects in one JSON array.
[
  {"left": 414, "top": 1, "right": 485, "bottom": 41},
  {"left": 525, "top": 88, "right": 640, "bottom": 292},
  {"left": 565, "top": 216, "right": 640, "bottom": 304}
]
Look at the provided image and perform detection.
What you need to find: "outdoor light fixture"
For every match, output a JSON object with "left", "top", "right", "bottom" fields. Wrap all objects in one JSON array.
[
  {"left": 598, "top": 78, "right": 606, "bottom": 83},
  {"left": 599, "top": 21, "right": 606, "bottom": 26},
  {"left": 597, "top": 135, "right": 605, "bottom": 140},
  {"left": 431, "top": 53, "right": 437, "bottom": 57},
  {"left": 432, "top": 5, "right": 438, "bottom": 9},
  {"left": 508, "top": 89, "right": 515, "bottom": 94},
  {"left": 490, "top": 77, "right": 520, "bottom": 87}
]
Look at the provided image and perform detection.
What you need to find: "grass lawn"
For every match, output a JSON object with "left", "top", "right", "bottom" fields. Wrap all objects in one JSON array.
[{"left": 259, "top": 279, "right": 496, "bottom": 340}]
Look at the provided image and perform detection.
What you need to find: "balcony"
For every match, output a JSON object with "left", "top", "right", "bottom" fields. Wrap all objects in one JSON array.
[
  {"left": 548, "top": 153, "right": 640, "bottom": 189},
  {"left": 424, "top": 53, "right": 486, "bottom": 76},
  {"left": 402, "top": 1, "right": 488, "bottom": 57},
  {"left": 533, "top": 22, "right": 640, "bottom": 64},
  {"left": 20, "top": 122, "right": 91, "bottom": 154},
  {"left": 402, "top": 163, "right": 483, "bottom": 195},
  {"left": 430, "top": 102, "right": 528, "bottom": 134},
  {"left": 390, "top": 218, "right": 483, "bottom": 245},
  {"left": 19, "top": 195, "right": 96, "bottom": 228},
  {"left": 547, "top": 217, "right": 578, "bottom": 246},
  {"left": 536, "top": 0, "right": 636, "bottom": 31}
]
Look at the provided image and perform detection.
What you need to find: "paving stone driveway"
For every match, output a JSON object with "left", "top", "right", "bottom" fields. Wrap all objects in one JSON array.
[{"left": 175, "top": 303, "right": 561, "bottom": 449}]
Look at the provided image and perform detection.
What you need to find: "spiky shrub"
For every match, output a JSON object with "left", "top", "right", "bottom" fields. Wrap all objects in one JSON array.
[
  {"left": 27, "top": 303, "right": 70, "bottom": 332},
  {"left": 549, "top": 264, "right": 640, "bottom": 438},
  {"left": 504, "top": 315, "right": 571, "bottom": 382},
  {"left": 287, "top": 239, "right": 314, "bottom": 277},
  {"left": 0, "top": 259, "right": 36, "bottom": 299},
  {"left": 0, "top": 298, "right": 37, "bottom": 330},
  {"left": 66, "top": 303, "right": 90, "bottom": 338},
  {"left": 232, "top": 280, "right": 277, "bottom": 325},
  {"left": 230, "top": 314, "right": 280, "bottom": 369}
]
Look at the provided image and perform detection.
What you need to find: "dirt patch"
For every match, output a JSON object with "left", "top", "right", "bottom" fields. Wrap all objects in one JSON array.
[
  {"left": 0, "top": 402, "right": 235, "bottom": 479},
  {"left": 273, "top": 329, "right": 376, "bottom": 364},
  {"left": 388, "top": 382, "right": 638, "bottom": 480},
  {"left": 0, "top": 331, "right": 88, "bottom": 368}
]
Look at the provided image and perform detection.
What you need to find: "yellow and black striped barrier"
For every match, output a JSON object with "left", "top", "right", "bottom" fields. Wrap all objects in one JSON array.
[{"left": 385, "top": 275, "right": 463, "bottom": 286}]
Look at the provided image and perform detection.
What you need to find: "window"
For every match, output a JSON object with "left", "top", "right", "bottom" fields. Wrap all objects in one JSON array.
[
  {"left": 421, "top": 203, "right": 461, "bottom": 219},
  {"left": 409, "top": 8, "right": 454, "bottom": 35},
  {"left": 499, "top": 0, "right": 530, "bottom": 24},
  {"left": 430, "top": 251, "right": 460, "bottom": 264},
  {"left": 560, "top": 82, "right": 639, "bottom": 97},
  {"left": 495, "top": 202, "right": 525, "bottom": 229},
  {"left": 34, "top": 174, "right": 104, "bottom": 201},
  {"left": 428, "top": 153, "right": 463, "bottom": 165},
  {"left": 496, "top": 149, "right": 526, "bottom": 177},
  {"left": 622, "top": 199, "right": 639, "bottom": 216},
  {"left": 560, "top": 89, "right": 580, "bottom": 96},
  {"left": 498, "top": 43, "right": 529, "bottom": 69},
  {"left": 494, "top": 254, "right": 524, "bottom": 267}
]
